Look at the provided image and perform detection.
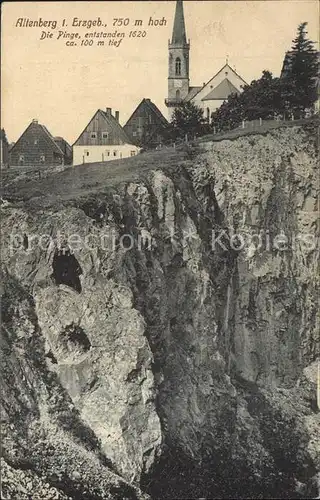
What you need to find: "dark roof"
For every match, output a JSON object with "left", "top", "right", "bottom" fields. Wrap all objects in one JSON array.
[
  {"left": 10, "top": 121, "right": 64, "bottom": 156},
  {"left": 100, "top": 109, "right": 131, "bottom": 142},
  {"left": 144, "top": 99, "right": 169, "bottom": 126},
  {"left": 124, "top": 98, "right": 168, "bottom": 128},
  {"left": 171, "top": 0, "right": 187, "bottom": 45},
  {"left": 73, "top": 109, "right": 131, "bottom": 146},
  {"left": 184, "top": 86, "right": 202, "bottom": 102},
  {"left": 202, "top": 79, "right": 240, "bottom": 100}
]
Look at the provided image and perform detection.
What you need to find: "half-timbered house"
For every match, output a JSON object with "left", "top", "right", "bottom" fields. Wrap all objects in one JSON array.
[{"left": 124, "top": 98, "right": 169, "bottom": 148}]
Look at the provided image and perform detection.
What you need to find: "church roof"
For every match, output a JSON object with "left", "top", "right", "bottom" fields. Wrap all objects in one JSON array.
[
  {"left": 186, "top": 63, "right": 247, "bottom": 102},
  {"left": 202, "top": 78, "right": 240, "bottom": 100},
  {"left": 184, "top": 86, "right": 202, "bottom": 102},
  {"left": 171, "top": 0, "right": 187, "bottom": 45}
]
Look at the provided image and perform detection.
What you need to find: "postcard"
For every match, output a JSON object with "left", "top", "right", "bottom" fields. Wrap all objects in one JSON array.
[{"left": 1, "top": 1, "right": 319, "bottom": 499}]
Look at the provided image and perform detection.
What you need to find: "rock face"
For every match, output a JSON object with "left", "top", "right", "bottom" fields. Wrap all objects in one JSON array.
[{"left": 1, "top": 123, "right": 319, "bottom": 499}]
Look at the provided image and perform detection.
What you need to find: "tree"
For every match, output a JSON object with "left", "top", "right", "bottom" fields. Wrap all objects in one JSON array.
[
  {"left": 171, "top": 102, "right": 208, "bottom": 140},
  {"left": 283, "top": 22, "right": 318, "bottom": 116},
  {"left": 211, "top": 71, "right": 285, "bottom": 131}
]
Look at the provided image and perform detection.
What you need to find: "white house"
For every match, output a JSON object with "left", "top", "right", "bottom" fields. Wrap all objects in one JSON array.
[{"left": 73, "top": 108, "right": 140, "bottom": 165}]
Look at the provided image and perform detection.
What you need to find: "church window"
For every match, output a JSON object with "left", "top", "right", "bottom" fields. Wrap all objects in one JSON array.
[
  {"left": 176, "top": 89, "right": 181, "bottom": 99},
  {"left": 175, "top": 57, "right": 181, "bottom": 76}
]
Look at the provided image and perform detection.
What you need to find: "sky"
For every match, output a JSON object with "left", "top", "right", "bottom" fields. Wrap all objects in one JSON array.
[{"left": 2, "top": 0, "right": 319, "bottom": 144}]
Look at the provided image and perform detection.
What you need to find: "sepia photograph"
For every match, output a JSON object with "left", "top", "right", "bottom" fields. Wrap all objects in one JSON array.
[{"left": 1, "top": 0, "right": 319, "bottom": 498}]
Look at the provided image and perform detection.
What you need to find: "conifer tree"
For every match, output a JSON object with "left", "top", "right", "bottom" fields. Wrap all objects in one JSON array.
[{"left": 284, "top": 22, "right": 318, "bottom": 115}]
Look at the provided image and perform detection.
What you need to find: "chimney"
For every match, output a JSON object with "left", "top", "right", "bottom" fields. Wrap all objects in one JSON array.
[
  {"left": 115, "top": 111, "right": 119, "bottom": 122},
  {"left": 32, "top": 119, "right": 38, "bottom": 123},
  {"left": 106, "top": 107, "right": 112, "bottom": 115}
]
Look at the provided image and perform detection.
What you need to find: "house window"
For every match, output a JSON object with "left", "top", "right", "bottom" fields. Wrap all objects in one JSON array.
[
  {"left": 40, "top": 155, "right": 45, "bottom": 163},
  {"left": 34, "top": 139, "right": 38, "bottom": 145},
  {"left": 105, "top": 150, "right": 110, "bottom": 156},
  {"left": 102, "top": 132, "right": 109, "bottom": 139},
  {"left": 132, "top": 131, "right": 137, "bottom": 137},
  {"left": 113, "top": 151, "right": 117, "bottom": 156},
  {"left": 91, "top": 132, "right": 97, "bottom": 139},
  {"left": 84, "top": 150, "right": 89, "bottom": 156},
  {"left": 19, "top": 154, "right": 24, "bottom": 164},
  {"left": 130, "top": 151, "right": 136, "bottom": 157},
  {"left": 175, "top": 57, "right": 181, "bottom": 76}
]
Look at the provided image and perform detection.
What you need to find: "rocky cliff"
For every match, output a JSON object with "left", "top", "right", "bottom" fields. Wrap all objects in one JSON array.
[{"left": 1, "top": 122, "right": 319, "bottom": 499}]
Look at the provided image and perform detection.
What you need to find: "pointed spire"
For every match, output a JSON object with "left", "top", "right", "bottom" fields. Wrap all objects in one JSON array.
[{"left": 171, "top": 0, "right": 187, "bottom": 45}]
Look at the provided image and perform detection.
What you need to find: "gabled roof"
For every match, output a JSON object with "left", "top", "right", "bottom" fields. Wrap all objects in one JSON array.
[
  {"left": 186, "top": 63, "right": 247, "bottom": 101},
  {"left": 202, "top": 78, "right": 240, "bottom": 100},
  {"left": 100, "top": 109, "right": 132, "bottom": 143},
  {"left": 10, "top": 120, "right": 64, "bottom": 156},
  {"left": 73, "top": 109, "right": 131, "bottom": 146},
  {"left": 171, "top": 0, "right": 187, "bottom": 45},
  {"left": 124, "top": 98, "right": 168, "bottom": 128},
  {"left": 184, "top": 86, "right": 202, "bottom": 102},
  {"left": 144, "top": 99, "right": 169, "bottom": 126}
]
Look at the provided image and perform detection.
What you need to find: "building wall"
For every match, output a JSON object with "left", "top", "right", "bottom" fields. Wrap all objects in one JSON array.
[
  {"left": 191, "top": 67, "right": 245, "bottom": 109},
  {"left": 196, "top": 99, "right": 225, "bottom": 121},
  {"left": 73, "top": 144, "right": 140, "bottom": 166},
  {"left": 54, "top": 138, "right": 73, "bottom": 164},
  {"left": 9, "top": 122, "right": 63, "bottom": 167}
]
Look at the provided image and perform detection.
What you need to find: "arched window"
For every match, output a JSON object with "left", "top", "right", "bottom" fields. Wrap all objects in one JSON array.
[
  {"left": 176, "top": 90, "right": 181, "bottom": 100},
  {"left": 175, "top": 57, "right": 181, "bottom": 76}
]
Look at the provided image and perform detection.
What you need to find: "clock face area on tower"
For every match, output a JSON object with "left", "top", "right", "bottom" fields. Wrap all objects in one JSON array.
[{"left": 174, "top": 80, "right": 183, "bottom": 88}]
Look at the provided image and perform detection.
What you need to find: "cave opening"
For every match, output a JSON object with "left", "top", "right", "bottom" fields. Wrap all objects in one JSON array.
[
  {"left": 52, "top": 249, "right": 83, "bottom": 293},
  {"left": 63, "top": 323, "right": 91, "bottom": 352}
]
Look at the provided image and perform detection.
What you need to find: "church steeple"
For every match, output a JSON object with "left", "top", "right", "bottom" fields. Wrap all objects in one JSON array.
[
  {"left": 171, "top": 0, "right": 187, "bottom": 45},
  {"left": 165, "top": 0, "right": 190, "bottom": 120}
]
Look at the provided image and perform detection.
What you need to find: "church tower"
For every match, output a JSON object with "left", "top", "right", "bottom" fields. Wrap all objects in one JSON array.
[{"left": 165, "top": 0, "right": 190, "bottom": 120}]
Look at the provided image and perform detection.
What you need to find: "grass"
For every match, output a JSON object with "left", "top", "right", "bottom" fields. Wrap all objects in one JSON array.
[
  {"left": 2, "top": 117, "right": 318, "bottom": 212},
  {"left": 198, "top": 116, "right": 320, "bottom": 143},
  {"left": 2, "top": 146, "right": 190, "bottom": 210}
]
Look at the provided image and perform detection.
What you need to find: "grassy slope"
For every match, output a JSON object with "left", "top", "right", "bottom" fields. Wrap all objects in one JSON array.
[
  {"left": 2, "top": 117, "right": 318, "bottom": 211},
  {"left": 2, "top": 147, "right": 191, "bottom": 210}
]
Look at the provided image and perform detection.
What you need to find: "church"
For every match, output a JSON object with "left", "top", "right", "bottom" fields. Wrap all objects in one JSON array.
[{"left": 165, "top": 0, "right": 247, "bottom": 122}]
